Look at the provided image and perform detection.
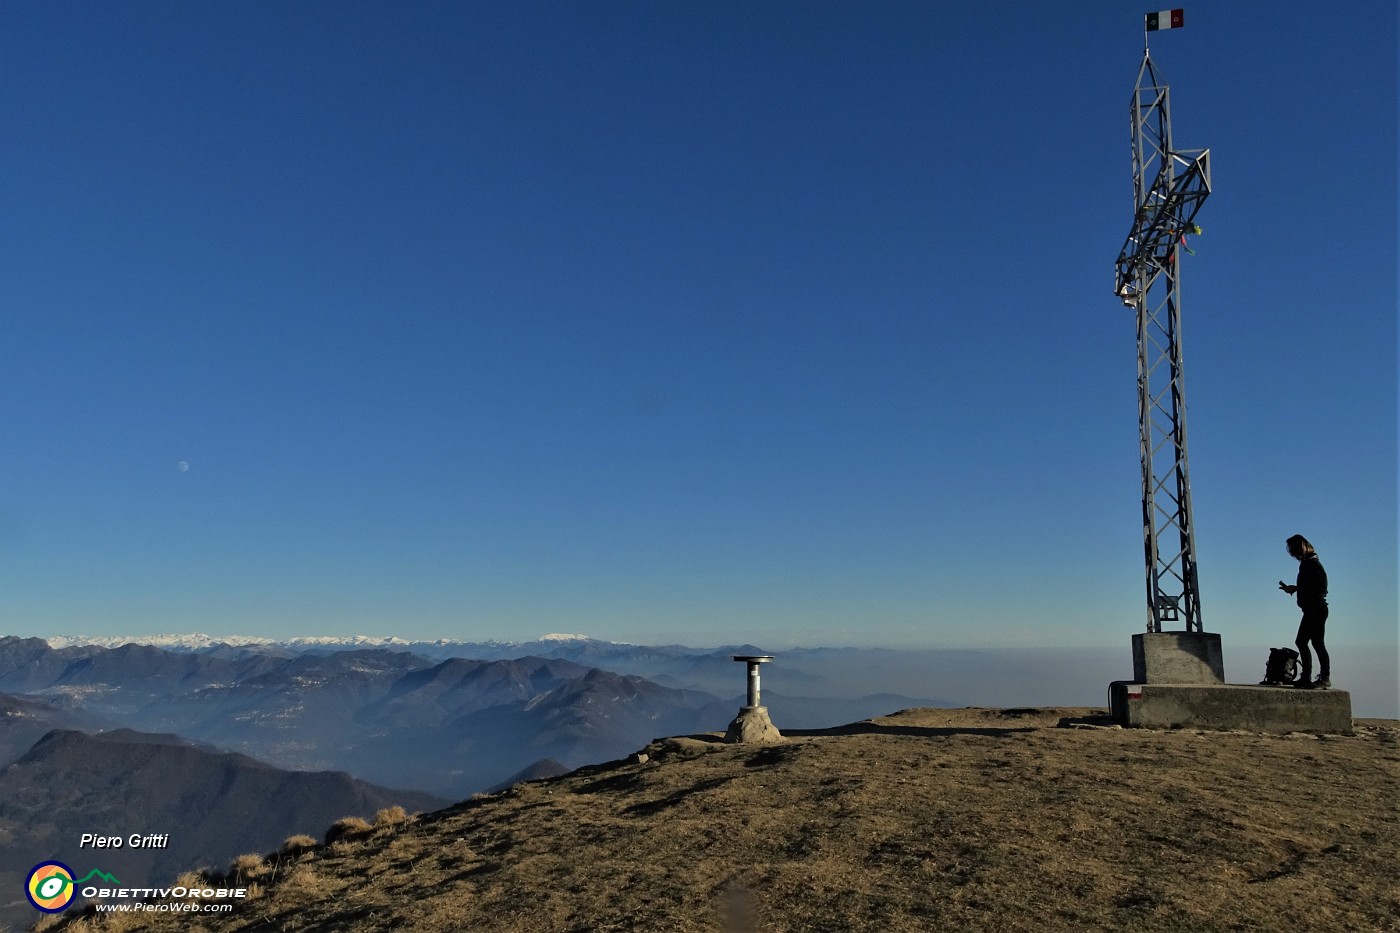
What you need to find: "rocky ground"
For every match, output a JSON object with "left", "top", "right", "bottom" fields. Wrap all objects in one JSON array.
[{"left": 36, "top": 707, "right": 1400, "bottom": 933}]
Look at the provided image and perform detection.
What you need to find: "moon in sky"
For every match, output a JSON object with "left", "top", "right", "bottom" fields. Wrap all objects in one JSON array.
[{"left": 177, "top": 460, "right": 190, "bottom": 472}]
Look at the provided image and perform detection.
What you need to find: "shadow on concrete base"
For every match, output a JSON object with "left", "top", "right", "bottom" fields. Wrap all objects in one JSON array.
[{"left": 1132, "top": 631, "right": 1225, "bottom": 683}]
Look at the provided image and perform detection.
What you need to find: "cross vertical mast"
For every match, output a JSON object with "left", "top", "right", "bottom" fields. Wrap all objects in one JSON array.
[{"left": 1113, "top": 52, "right": 1211, "bottom": 634}]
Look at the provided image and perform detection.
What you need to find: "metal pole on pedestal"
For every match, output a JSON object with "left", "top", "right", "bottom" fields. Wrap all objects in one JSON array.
[{"left": 732, "top": 655, "right": 773, "bottom": 709}]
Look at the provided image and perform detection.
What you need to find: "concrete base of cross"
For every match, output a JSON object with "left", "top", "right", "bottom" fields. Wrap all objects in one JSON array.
[
  {"left": 1110, "top": 681, "right": 1353, "bottom": 734},
  {"left": 1132, "top": 631, "right": 1225, "bottom": 683}
]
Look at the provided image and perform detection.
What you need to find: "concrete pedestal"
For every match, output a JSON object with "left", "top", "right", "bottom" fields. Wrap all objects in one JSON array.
[
  {"left": 1132, "top": 631, "right": 1224, "bottom": 684},
  {"left": 1110, "top": 682, "right": 1352, "bottom": 734},
  {"left": 725, "top": 706, "right": 784, "bottom": 744}
]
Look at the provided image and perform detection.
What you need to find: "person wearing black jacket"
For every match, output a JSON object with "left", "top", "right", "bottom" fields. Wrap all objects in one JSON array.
[{"left": 1279, "top": 534, "right": 1330, "bottom": 689}]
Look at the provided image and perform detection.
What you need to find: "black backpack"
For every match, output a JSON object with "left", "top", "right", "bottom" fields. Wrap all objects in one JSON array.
[{"left": 1260, "top": 647, "right": 1300, "bottom": 686}]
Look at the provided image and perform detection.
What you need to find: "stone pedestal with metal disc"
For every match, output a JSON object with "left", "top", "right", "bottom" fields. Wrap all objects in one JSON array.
[{"left": 724, "top": 655, "right": 784, "bottom": 744}]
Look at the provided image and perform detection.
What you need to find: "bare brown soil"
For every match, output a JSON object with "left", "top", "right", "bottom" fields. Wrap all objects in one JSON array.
[{"left": 43, "top": 708, "right": 1400, "bottom": 933}]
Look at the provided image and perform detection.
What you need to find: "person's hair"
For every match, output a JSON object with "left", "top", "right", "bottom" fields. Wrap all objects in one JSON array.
[{"left": 1286, "top": 534, "right": 1316, "bottom": 559}]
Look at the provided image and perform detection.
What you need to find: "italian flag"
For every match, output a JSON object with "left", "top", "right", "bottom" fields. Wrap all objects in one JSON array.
[{"left": 1146, "top": 9, "right": 1185, "bottom": 31}]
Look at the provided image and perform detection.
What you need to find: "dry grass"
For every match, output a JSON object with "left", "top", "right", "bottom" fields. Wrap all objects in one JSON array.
[
  {"left": 44, "top": 708, "right": 1400, "bottom": 932},
  {"left": 323, "top": 816, "right": 374, "bottom": 846},
  {"left": 170, "top": 871, "right": 207, "bottom": 898},
  {"left": 280, "top": 834, "right": 319, "bottom": 856},
  {"left": 374, "top": 806, "right": 411, "bottom": 828},
  {"left": 226, "top": 853, "right": 270, "bottom": 884}
]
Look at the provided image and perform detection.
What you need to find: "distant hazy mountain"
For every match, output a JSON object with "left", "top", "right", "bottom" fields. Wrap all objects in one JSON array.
[
  {"left": 19, "top": 633, "right": 963, "bottom": 762},
  {"left": 0, "top": 636, "right": 108, "bottom": 693},
  {"left": 34, "top": 633, "right": 1398, "bottom": 722},
  {"left": 5, "top": 634, "right": 970, "bottom": 798},
  {"left": 0, "top": 726, "right": 445, "bottom": 931},
  {"left": 486, "top": 757, "right": 572, "bottom": 792},
  {"left": 43, "top": 632, "right": 592, "bottom": 654},
  {"left": 348, "top": 666, "right": 732, "bottom": 794},
  {"left": 0, "top": 637, "right": 736, "bottom": 798},
  {"left": 38, "top": 632, "right": 822, "bottom": 696},
  {"left": 0, "top": 691, "right": 113, "bottom": 767}
]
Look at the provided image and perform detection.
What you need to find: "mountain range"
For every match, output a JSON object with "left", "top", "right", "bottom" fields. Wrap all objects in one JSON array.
[
  {"left": 0, "top": 636, "right": 954, "bottom": 796},
  {"left": 0, "top": 634, "right": 753, "bottom": 930}
]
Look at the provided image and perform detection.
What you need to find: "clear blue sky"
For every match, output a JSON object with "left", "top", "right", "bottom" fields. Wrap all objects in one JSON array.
[{"left": 2, "top": 2, "right": 1395, "bottom": 659}]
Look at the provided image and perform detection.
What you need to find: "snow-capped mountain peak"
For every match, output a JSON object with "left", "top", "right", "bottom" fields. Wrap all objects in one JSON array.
[{"left": 43, "top": 632, "right": 611, "bottom": 652}]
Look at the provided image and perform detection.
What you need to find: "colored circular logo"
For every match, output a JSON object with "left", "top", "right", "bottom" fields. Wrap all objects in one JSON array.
[{"left": 26, "top": 861, "right": 76, "bottom": 913}]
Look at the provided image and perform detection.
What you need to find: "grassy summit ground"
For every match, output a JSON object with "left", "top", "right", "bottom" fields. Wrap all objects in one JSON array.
[{"left": 42, "top": 708, "right": 1400, "bottom": 933}]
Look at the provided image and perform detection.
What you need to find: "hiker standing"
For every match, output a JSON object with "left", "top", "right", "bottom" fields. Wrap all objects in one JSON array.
[{"left": 1279, "top": 534, "right": 1330, "bottom": 689}]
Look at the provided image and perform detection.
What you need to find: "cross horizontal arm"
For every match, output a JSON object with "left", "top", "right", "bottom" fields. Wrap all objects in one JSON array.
[{"left": 1115, "top": 149, "right": 1211, "bottom": 295}]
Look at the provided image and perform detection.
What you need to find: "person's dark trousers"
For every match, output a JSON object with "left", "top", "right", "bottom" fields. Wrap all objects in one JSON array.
[{"left": 1295, "top": 605, "right": 1330, "bottom": 682}]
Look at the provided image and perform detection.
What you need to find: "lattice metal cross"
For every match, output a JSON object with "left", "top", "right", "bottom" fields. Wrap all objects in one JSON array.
[{"left": 1113, "top": 54, "right": 1211, "bottom": 633}]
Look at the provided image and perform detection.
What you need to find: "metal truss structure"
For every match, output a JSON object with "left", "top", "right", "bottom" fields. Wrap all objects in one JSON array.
[{"left": 1113, "top": 53, "right": 1211, "bottom": 633}]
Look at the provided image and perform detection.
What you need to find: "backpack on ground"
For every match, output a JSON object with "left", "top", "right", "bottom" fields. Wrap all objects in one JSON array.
[{"left": 1259, "top": 647, "right": 1299, "bottom": 686}]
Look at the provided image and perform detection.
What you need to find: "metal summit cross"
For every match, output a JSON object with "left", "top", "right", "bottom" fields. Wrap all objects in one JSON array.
[
  {"left": 1108, "top": 14, "right": 1353, "bottom": 731},
  {"left": 1113, "top": 38, "right": 1210, "bottom": 636}
]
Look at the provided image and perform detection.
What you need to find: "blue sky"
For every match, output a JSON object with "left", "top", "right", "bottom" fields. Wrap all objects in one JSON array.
[{"left": 2, "top": 2, "right": 1395, "bottom": 667}]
